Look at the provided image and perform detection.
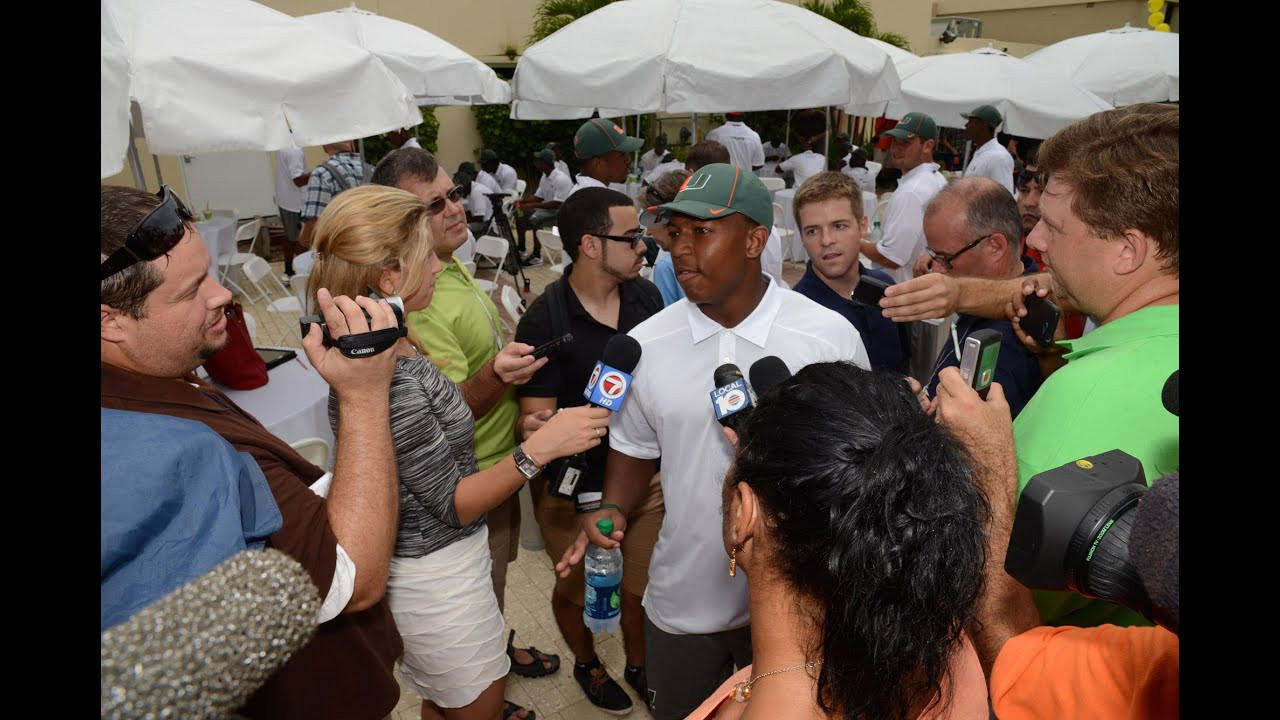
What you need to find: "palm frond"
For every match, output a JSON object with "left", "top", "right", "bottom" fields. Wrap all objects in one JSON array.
[{"left": 530, "top": 0, "right": 619, "bottom": 44}]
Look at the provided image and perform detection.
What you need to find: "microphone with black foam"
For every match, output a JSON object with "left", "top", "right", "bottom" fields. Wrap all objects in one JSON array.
[
  {"left": 101, "top": 548, "right": 320, "bottom": 720},
  {"left": 1162, "top": 370, "right": 1179, "bottom": 418},
  {"left": 1130, "top": 472, "right": 1179, "bottom": 634},
  {"left": 549, "top": 334, "right": 644, "bottom": 501},
  {"left": 710, "top": 363, "right": 756, "bottom": 432},
  {"left": 748, "top": 356, "right": 792, "bottom": 398}
]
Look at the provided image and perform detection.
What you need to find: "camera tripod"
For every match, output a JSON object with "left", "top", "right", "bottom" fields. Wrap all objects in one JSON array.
[{"left": 484, "top": 193, "right": 531, "bottom": 296}]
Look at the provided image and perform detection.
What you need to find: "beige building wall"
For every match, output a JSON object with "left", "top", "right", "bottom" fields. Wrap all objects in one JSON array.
[{"left": 933, "top": 0, "right": 1170, "bottom": 47}]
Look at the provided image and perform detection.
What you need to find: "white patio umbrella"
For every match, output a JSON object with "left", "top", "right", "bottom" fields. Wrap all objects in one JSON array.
[
  {"left": 510, "top": 0, "right": 900, "bottom": 119},
  {"left": 101, "top": 0, "right": 422, "bottom": 181},
  {"left": 845, "top": 38, "right": 919, "bottom": 117},
  {"left": 1023, "top": 24, "right": 1178, "bottom": 106},
  {"left": 102, "top": 2, "right": 133, "bottom": 178},
  {"left": 298, "top": 4, "right": 512, "bottom": 106},
  {"left": 885, "top": 45, "right": 1114, "bottom": 140}
]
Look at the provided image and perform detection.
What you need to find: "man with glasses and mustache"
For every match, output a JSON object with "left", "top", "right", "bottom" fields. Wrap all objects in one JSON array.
[
  {"left": 100, "top": 185, "right": 405, "bottom": 720},
  {"left": 920, "top": 177, "right": 1044, "bottom": 418},
  {"left": 370, "top": 148, "right": 557, "bottom": 720},
  {"left": 513, "top": 187, "right": 665, "bottom": 715}
]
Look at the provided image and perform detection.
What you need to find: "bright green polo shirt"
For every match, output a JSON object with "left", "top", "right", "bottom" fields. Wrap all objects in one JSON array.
[
  {"left": 1013, "top": 304, "right": 1178, "bottom": 629},
  {"left": 408, "top": 258, "right": 518, "bottom": 470}
]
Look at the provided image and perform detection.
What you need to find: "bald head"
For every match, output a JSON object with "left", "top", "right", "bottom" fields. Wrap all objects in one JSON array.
[{"left": 924, "top": 177, "right": 1024, "bottom": 278}]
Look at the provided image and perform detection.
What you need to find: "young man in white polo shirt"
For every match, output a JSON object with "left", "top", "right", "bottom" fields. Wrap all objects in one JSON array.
[
  {"left": 860, "top": 111, "right": 948, "bottom": 284},
  {"left": 961, "top": 104, "right": 1016, "bottom": 195},
  {"left": 706, "top": 112, "right": 765, "bottom": 172},
  {"left": 776, "top": 140, "right": 826, "bottom": 188},
  {"left": 557, "top": 164, "right": 870, "bottom": 720},
  {"left": 570, "top": 118, "right": 643, "bottom": 197}
]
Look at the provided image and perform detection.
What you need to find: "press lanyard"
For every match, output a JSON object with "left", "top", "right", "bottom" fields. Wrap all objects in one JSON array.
[{"left": 459, "top": 262, "right": 504, "bottom": 352}]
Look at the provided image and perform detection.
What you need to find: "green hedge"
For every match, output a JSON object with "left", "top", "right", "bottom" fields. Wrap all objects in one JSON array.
[
  {"left": 472, "top": 105, "right": 585, "bottom": 190},
  {"left": 361, "top": 107, "right": 440, "bottom": 167}
]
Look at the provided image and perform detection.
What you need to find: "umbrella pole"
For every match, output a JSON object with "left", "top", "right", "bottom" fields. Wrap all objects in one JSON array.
[
  {"left": 785, "top": 109, "right": 790, "bottom": 146},
  {"left": 692, "top": 113, "right": 697, "bottom": 143},
  {"left": 823, "top": 106, "right": 830, "bottom": 163},
  {"left": 358, "top": 137, "right": 367, "bottom": 166},
  {"left": 961, "top": 140, "right": 973, "bottom": 172},
  {"left": 127, "top": 137, "right": 147, "bottom": 191},
  {"left": 152, "top": 153, "right": 165, "bottom": 186}
]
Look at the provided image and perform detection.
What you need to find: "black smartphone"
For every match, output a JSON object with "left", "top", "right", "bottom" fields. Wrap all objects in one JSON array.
[
  {"left": 255, "top": 347, "right": 297, "bottom": 371},
  {"left": 958, "top": 328, "right": 1002, "bottom": 400},
  {"left": 532, "top": 333, "right": 573, "bottom": 359},
  {"left": 850, "top": 275, "right": 890, "bottom": 308},
  {"left": 1020, "top": 294, "right": 1061, "bottom": 348}
]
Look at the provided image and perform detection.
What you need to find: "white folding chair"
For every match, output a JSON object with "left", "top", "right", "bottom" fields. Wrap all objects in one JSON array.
[
  {"left": 462, "top": 260, "right": 477, "bottom": 276},
  {"left": 515, "top": 179, "right": 527, "bottom": 196},
  {"left": 241, "top": 256, "right": 304, "bottom": 344},
  {"left": 536, "top": 229, "right": 567, "bottom": 275},
  {"left": 472, "top": 235, "right": 510, "bottom": 298},
  {"left": 500, "top": 285, "right": 524, "bottom": 326},
  {"left": 290, "top": 437, "right": 332, "bottom": 472},
  {"left": 218, "top": 218, "right": 264, "bottom": 300},
  {"left": 292, "top": 272, "right": 313, "bottom": 314},
  {"left": 242, "top": 310, "right": 258, "bottom": 345},
  {"left": 759, "top": 177, "right": 785, "bottom": 193}
]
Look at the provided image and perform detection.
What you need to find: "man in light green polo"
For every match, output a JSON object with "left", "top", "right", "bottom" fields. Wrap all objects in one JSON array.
[
  {"left": 370, "top": 148, "right": 563, "bottom": 712},
  {"left": 1014, "top": 103, "right": 1179, "bottom": 629}
]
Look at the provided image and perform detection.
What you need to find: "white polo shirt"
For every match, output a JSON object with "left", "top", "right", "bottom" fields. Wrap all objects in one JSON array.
[
  {"left": 645, "top": 159, "right": 686, "bottom": 184},
  {"left": 554, "top": 159, "right": 573, "bottom": 182},
  {"left": 274, "top": 143, "right": 308, "bottom": 213},
  {"left": 535, "top": 168, "right": 574, "bottom": 203},
  {"left": 875, "top": 162, "right": 947, "bottom": 284},
  {"left": 841, "top": 163, "right": 877, "bottom": 194},
  {"left": 758, "top": 142, "right": 792, "bottom": 179},
  {"left": 964, "top": 137, "right": 1015, "bottom": 195},
  {"left": 610, "top": 279, "right": 870, "bottom": 635},
  {"left": 568, "top": 172, "right": 606, "bottom": 198},
  {"left": 639, "top": 149, "right": 666, "bottom": 174},
  {"left": 475, "top": 169, "right": 503, "bottom": 195},
  {"left": 466, "top": 181, "right": 493, "bottom": 220},
  {"left": 777, "top": 150, "right": 827, "bottom": 188},
  {"left": 493, "top": 162, "right": 518, "bottom": 191},
  {"left": 706, "top": 121, "right": 765, "bottom": 171}
]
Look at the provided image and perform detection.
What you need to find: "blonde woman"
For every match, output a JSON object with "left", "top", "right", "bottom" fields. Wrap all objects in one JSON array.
[{"left": 308, "top": 185, "right": 610, "bottom": 720}]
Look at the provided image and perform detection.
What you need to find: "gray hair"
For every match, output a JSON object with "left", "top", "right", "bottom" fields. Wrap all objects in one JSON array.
[{"left": 926, "top": 177, "right": 1023, "bottom": 271}]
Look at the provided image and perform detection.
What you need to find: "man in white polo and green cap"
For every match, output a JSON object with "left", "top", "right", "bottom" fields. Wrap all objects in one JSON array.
[
  {"left": 860, "top": 111, "right": 948, "bottom": 284},
  {"left": 570, "top": 118, "right": 644, "bottom": 197},
  {"left": 557, "top": 164, "right": 868, "bottom": 720},
  {"left": 961, "top": 104, "right": 1016, "bottom": 195}
]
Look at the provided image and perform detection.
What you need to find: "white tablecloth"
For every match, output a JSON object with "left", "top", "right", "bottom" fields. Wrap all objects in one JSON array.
[
  {"left": 214, "top": 350, "right": 334, "bottom": 451},
  {"left": 195, "top": 217, "right": 236, "bottom": 277}
]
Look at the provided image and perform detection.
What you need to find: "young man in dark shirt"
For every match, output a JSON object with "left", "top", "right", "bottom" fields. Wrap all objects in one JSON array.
[{"left": 514, "top": 186, "right": 664, "bottom": 715}]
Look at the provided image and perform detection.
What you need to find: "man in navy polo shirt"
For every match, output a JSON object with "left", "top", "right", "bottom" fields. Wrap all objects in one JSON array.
[
  {"left": 791, "top": 172, "right": 910, "bottom": 373},
  {"left": 922, "top": 177, "right": 1043, "bottom": 417}
]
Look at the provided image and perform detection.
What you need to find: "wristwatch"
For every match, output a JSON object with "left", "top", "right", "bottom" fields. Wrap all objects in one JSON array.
[{"left": 513, "top": 444, "right": 544, "bottom": 480}]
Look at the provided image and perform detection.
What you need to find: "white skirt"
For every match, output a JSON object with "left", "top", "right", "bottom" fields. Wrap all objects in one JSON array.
[{"left": 387, "top": 526, "right": 511, "bottom": 708}]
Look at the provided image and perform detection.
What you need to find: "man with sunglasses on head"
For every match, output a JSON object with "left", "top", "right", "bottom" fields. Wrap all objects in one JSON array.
[
  {"left": 371, "top": 148, "right": 558, "bottom": 720},
  {"left": 513, "top": 186, "right": 665, "bottom": 715},
  {"left": 100, "top": 185, "right": 404, "bottom": 720},
  {"left": 556, "top": 164, "right": 869, "bottom": 720},
  {"left": 920, "top": 177, "right": 1043, "bottom": 418}
]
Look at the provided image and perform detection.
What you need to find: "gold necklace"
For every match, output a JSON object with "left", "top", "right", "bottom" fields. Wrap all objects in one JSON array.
[{"left": 731, "top": 661, "right": 820, "bottom": 703}]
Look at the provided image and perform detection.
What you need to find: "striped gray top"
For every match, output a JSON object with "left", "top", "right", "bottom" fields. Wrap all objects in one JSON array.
[{"left": 328, "top": 353, "right": 485, "bottom": 558}]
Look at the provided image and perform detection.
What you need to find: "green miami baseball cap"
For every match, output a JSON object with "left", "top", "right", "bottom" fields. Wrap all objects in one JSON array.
[
  {"left": 574, "top": 118, "right": 644, "bottom": 160},
  {"left": 479, "top": 149, "right": 499, "bottom": 162},
  {"left": 639, "top": 163, "right": 773, "bottom": 229},
  {"left": 884, "top": 112, "right": 939, "bottom": 141},
  {"left": 458, "top": 161, "right": 477, "bottom": 175},
  {"left": 532, "top": 148, "right": 556, "bottom": 164},
  {"left": 961, "top": 104, "right": 1003, "bottom": 128}
]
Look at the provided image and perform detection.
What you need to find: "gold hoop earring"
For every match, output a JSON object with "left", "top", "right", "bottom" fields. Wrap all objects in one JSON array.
[{"left": 729, "top": 546, "right": 738, "bottom": 577}]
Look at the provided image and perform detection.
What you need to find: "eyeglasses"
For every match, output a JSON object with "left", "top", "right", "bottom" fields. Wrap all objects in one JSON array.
[
  {"left": 594, "top": 231, "right": 649, "bottom": 249},
  {"left": 100, "top": 186, "right": 194, "bottom": 281},
  {"left": 425, "top": 185, "right": 466, "bottom": 215},
  {"left": 926, "top": 234, "right": 991, "bottom": 271}
]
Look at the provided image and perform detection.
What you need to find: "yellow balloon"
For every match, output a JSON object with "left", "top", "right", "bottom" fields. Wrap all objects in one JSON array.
[
  {"left": 1155, "top": 23, "right": 1171, "bottom": 32},
  {"left": 1148, "top": 11, "right": 1164, "bottom": 26},
  {"left": 1147, "top": 0, "right": 1163, "bottom": 13}
]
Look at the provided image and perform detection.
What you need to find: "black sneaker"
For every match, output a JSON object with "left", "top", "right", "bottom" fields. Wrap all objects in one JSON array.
[
  {"left": 520, "top": 254, "right": 543, "bottom": 267},
  {"left": 574, "top": 659, "right": 633, "bottom": 716},
  {"left": 624, "top": 665, "right": 647, "bottom": 703}
]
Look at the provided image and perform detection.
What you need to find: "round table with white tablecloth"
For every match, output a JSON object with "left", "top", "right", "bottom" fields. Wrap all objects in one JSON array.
[
  {"left": 194, "top": 216, "right": 236, "bottom": 278},
  {"left": 213, "top": 350, "right": 335, "bottom": 452}
]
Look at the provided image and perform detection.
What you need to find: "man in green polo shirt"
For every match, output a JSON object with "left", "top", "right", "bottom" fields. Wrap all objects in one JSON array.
[
  {"left": 370, "top": 148, "right": 561, "bottom": 716},
  {"left": 1014, "top": 103, "right": 1179, "bottom": 628}
]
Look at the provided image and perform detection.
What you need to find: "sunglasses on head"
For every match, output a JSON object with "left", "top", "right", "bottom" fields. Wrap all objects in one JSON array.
[
  {"left": 101, "top": 186, "right": 195, "bottom": 281},
  {"left": 425, "top": 185, "right": 466, "bottom": 215},
  {"left": 1016, "top": 168, "right": 1043, "bottom": 190}
]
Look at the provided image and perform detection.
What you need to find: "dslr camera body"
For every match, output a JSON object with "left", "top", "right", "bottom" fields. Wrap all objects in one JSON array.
[{"left": 299, "top": 294, "right": 407, "bottom": 358}]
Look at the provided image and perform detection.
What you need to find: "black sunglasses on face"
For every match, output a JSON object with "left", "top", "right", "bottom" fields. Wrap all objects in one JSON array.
[
  {"left": 926, "top": 234, "right": 992, "bottom": 271},
  {"left": 424, "top": 185, "right": 466, "bottom": 215},
  {"left": 594, "top": 231, "right": 649, "bottom": 249},
  {"left": 101, "top": 186, "right": 195, "bottom": 281}
]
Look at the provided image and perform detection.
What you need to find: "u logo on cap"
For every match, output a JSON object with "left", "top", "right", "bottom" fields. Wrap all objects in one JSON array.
[{"left": 682, "top": 173, "right": 712, "bottom": 192}]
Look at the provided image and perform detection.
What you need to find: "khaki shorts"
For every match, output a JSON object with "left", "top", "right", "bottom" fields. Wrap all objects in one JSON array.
[
  {"left": 530, "top": 472, "right": 664, "bottom": 605},
  {"left": 486, "top": 493, "right": 521, "bottom": 612}
]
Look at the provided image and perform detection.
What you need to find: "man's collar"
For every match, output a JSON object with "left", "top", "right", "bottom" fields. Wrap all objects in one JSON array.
[
  {"left": 1059, "top": 304, "right": 1178, "bottom": 360},
  {"left": 902, "top": 162, "right": 940, "bottom": 180},
  {"left": 576, "top": 174, "right": 605, "bottom": 187},
  {"left": 684, "top": 276, "right": 782, "bottom": 346}
]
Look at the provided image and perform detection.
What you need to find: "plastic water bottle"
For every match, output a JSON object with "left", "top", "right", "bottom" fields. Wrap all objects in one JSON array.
[
  {"left": 868, "top": 220, "right": 882, "bottom": 244},
  {"left": 583, "top": 519, "right": 623, "bottom": 634}
]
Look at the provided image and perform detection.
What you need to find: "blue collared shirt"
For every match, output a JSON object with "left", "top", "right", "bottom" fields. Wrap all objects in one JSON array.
[{"left": 792, "top": 262, "right": 910, "bottom": 373}]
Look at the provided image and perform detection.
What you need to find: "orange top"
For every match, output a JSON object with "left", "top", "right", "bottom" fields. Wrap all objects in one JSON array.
[
  {"left": 991, "top": 624, "right": 1179, "bottom": 720},
  {"left": 683, "top": 634, "right": 988, "bottom": 720}
]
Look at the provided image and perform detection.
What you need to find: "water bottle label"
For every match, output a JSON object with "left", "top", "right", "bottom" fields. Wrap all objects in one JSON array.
[{"left": 584, "top": 581, "right": 621, "bottom": 621}]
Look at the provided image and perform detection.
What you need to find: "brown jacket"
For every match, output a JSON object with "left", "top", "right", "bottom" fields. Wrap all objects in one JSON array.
[{"left": 101, "top": 362, "right": 403, "bottom": 720}]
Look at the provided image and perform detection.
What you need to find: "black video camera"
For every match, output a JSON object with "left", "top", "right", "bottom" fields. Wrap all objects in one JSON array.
[
  {"left": 1005, "top": 449, "right": 1172, "bottom": 627},
  {"left": 298, "top": 293, "right": 407, "bottom": 358}
]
